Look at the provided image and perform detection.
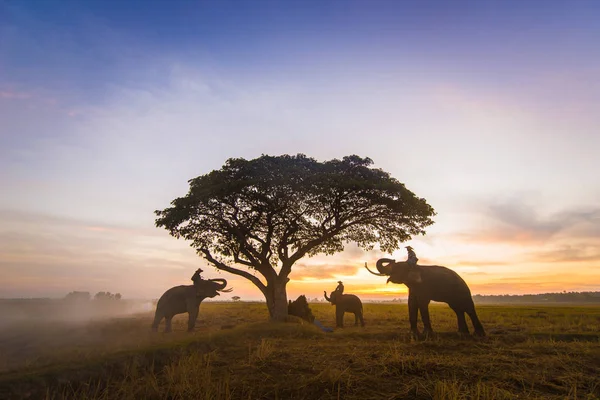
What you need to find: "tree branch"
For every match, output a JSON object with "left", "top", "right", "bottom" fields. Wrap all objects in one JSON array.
[{"left": 200, "top": 248, "right": 267, "bottom": 294}]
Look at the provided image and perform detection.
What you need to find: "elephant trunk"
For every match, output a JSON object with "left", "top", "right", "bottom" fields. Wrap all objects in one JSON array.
[
  {"left": 375, "top": 258, "right": 395, "bottom": 275},
  {"left": 209, "top": 278, "right": 231, "bottom": 292},
  {"left": 365, "top": 258, "right": 395, "bottom": 276}
]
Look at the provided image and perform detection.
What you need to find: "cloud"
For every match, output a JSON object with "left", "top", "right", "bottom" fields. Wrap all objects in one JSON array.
[
  {"left": 290, "top": 262, "right": 362, "bottom": 280},
  {"left": 0, "top": 209, "right": 212, "bottom": 297},
  {"left": 0, "top": 90, "right": 31, "bottom": 100},
  {"left": 526, "top": 244, "right": 600, "bottom": 264},
  {"left": 456, "top": 200, "right": 600, "bottom": 246},
  {"left": 0, "top": 209, "right": 161, "bottom": 236},
  {"left": 450, "top": 259, "right": 507, "bottom": 267}
]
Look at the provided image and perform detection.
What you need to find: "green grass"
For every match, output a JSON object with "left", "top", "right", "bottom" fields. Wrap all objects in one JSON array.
[{"left": 1, "top": 303, "right": 599, "bottom": 399}]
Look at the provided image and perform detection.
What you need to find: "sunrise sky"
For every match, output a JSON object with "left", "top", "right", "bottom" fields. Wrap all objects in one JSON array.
[{"left": 1, "top": 0, "right": 599, "bottom": 300}]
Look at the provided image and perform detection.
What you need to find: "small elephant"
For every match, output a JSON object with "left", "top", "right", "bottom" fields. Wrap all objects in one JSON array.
[
  {"left": 324, "top": 289, "right": 365, "bottom": 328},
  {"left": 288, "top": 295, "right": 315, "bottom": 323},
  {"left": 366, "top": 258, "right": 485, "bottom": 338},
  {"left": 151, "top": 275, "right": 232, "bottom": 332}
]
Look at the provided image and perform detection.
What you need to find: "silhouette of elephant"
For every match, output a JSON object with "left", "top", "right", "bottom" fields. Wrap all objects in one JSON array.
[
  {"left": 288, "top": 295, "right": 334, "bottom": 332},
  {"left": 151, "top": 274, "right": 232, "bottom": 332},
  {"left": 365, "top": 258, "right": 485, "bottom": 338},
  {"left": 324, "top": 289, "right": 365, "bottom": 328},
  {"left": 288, "top": 295, "right": 315, "bottom": 323}
]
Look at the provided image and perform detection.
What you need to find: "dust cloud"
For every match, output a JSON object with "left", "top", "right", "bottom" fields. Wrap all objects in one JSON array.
[
  {"left": 0, "top": 298, "right": 155, "bottom": 329},
  {"left": 0, "top": 298, "right": 159, "bottom": 372}
]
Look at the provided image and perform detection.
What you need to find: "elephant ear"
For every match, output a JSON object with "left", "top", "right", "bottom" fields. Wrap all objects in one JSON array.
[{"left": 406, "top": 268, "right": 423, "bottom": 284}]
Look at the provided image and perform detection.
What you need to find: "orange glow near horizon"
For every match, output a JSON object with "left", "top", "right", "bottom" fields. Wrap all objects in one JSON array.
[{"left": 1, "top": 209, "right": 599, "bottom": 300}]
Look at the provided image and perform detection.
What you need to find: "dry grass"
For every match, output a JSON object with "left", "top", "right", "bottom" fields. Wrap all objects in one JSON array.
[{"left": 0, "top": 302, "right": 599, "bottom": 399}]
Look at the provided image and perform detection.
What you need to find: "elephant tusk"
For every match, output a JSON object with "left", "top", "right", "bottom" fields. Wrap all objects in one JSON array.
[{"left": 364, "top": 262, "right": 386, "bottom": 276}]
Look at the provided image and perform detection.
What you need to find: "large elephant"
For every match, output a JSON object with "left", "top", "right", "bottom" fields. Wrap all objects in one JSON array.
[
  {"left": 151, "top": 277, "right": 232, "bottom": 332},
  {"left": 365, "top": 258, "right": 485, "bottom": 338},
  {"left": 324, "top": 289, "right": 365, "bottom": 328}
]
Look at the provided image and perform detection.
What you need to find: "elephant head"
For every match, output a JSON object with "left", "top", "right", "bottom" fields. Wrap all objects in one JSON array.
[
  {"left": 324, "top": 289, "right": 341, "bottom": 305},
  {"left": 288, "top": 295, "right": 315, "bottom": 323},
  {"left": 365, "top": 258, "right": 422, "bottom": 285},
  {"left": 197, "top": 278, "right": 233, "bottom": 298}
]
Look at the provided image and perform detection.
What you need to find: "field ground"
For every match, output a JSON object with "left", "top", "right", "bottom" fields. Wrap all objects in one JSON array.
[{"left": 0, "top": 302, "right": 599, "bottom": 399}]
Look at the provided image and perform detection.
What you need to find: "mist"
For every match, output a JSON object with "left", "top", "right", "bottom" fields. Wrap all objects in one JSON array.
[{"left": 0, "top": 297, "right": 154, "bottom": 330}]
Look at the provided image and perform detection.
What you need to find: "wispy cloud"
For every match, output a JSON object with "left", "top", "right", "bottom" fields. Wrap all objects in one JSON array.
[
  {"left": 526, "top": 244, "right": 600, "bottom": 264},
  {"left": 291, "top": 262, "right": 362, "bottom": 280},
  {"left": 0, "top": 90, "right": 31, "bottom": 100},
  {"left": 456, "top": 200, "right": 600, "bottom": 246}
]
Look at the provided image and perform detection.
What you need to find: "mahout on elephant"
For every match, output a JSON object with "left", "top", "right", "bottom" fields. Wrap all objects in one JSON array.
[
  {"left": 151, "top": 269, "right": 233, "bottom": 332},
  {"left": 365, "top": 258, "right": 485, "bottom": 338},
  {"left": 324, "top": 284, "right": 365, "bottom": 328}
]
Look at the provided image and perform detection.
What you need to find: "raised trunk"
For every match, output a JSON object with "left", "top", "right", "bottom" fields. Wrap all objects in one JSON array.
[{"left": 265, "top": 278, "right": 288, "bottom": 322}]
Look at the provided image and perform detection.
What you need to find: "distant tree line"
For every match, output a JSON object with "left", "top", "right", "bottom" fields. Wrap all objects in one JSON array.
[
  {"left": 64, "top": 291, "right": 122, "bottom": 302},
  {"left": 473, "top": 291, "right": 600, "bottom": 304}
]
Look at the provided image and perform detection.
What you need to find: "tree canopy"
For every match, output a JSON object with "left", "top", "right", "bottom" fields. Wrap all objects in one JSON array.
[{"left": 155, "top": 154, "right": 436, "bottom": 320}]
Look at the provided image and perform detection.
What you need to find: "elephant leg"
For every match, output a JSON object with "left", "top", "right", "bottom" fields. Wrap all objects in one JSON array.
[
  {"left": 466, "top": 306, "right": 486, "bottom": 337},
  {"left": 165, "top": 315, "right": 173, "bottom": 333},
  {"left": 418, "top": 301, "right": 434, "bottom": 337},
  {"left": 357, "top": 310, "right": 365, "bottom": 327},
  {"left": 187, "top": 306, "right": 199, "bottom": 332},
  {"left": 408, "top": 294, "right": 420, "bottom": 338},
  {"left": 336, "top": 307, "right": 344, "bottom": 328},
  {"left": 452, "top": 307, "right": 469, "bottom": 335},
  {"left": 354, "top": 312, "right": 359, "bottom": 326},
  {"left": 151, "top": 312, "right": 162, "bottom": 332}
]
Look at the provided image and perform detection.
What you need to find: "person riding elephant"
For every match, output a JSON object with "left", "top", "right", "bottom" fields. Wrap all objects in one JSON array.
[
  {"left": 405, "top": 246, "right": 418, "bottom": 267},
  {"left": 404, "top": 246, "right": 422, "bottom": 283},
  {"left": 191, "top": 268, "right": 206, "bottom": 296}
]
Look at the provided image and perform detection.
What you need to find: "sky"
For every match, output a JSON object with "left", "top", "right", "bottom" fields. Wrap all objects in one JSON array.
[{"left": 1, "top": 0, "right": 599, "bottom": 300}]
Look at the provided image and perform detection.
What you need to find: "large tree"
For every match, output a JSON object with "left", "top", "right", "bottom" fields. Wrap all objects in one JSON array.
[{"left": 155, "top": 154, "right": 435, "bottom": 321}]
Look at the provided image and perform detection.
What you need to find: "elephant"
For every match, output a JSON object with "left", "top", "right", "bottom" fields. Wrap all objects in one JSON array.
[
  {"left": 365, "top": 258, "right": 485, "bottom": 338},
  {"left": 151, "top": 275, "right": 232, "bottom": 333},
  {"left": 288, "top": 295, "right": 334, "bottom": 332},
  {"left": 288, "top": 295, "right": 315, "bottom": 323},
  {"left": 324, "top": 289, "right": 365, "bottom": 328}
]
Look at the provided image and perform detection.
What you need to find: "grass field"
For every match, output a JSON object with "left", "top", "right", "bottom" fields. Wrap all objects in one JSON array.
[{"left": 0, "top": 302, "right": 599, "bottom": 399}]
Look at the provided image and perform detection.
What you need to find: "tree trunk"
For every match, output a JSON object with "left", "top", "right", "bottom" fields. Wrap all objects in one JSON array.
[{"left": 265, "top": 278, "right": 288, "bottom": 322}]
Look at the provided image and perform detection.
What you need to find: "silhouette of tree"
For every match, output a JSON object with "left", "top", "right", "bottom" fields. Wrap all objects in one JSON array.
[
  {"left": 232, "top": 296, "right": 241, "bottom": 302},
  {"left": 64, "top": 291, "right": 91, "bottom": 302},
  {"left": 93, "top": 291, "right": 122, "bottom": 301},
  {"left": 155, "top": 154, "right": 435, "bottom": 321},
  {"left": 472, "top": 291, "right": 600, "bottom": 304}
]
